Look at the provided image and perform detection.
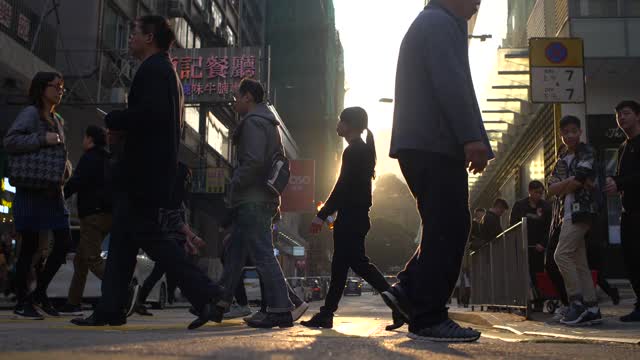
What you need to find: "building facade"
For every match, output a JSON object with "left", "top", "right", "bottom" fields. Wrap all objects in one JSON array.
[
  {"left": 0, "top": 0, "right": 307, "bottom": 278},
  {"left": 471, "top": 0, "right": 640, "bottom": 277},
  {"left": 265, "top": 0, "right": 345, "bottom": 276}
]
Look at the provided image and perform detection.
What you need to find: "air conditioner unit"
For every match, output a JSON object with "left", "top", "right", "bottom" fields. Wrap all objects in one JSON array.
[{"left": 167, "top": 0, "right": 185, "bottom": 17}]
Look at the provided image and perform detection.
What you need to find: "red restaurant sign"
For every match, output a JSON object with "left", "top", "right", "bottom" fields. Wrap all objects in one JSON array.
[{"left": 170, "top": 47, "right": 263, "bottom": 104}]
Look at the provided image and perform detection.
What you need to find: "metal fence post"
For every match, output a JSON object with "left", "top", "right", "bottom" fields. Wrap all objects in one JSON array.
[{"left": 521, "top": 217, "right": 531, "bottom": 319}]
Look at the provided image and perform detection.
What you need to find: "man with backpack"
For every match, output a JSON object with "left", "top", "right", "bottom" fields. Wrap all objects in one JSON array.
[{"left": 216, "top": 78, "right": 294, "bottom": 328}]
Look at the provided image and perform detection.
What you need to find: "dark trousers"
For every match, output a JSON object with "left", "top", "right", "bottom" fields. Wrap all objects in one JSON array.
[
  {"left": 622, "top": 213, "right": 640, "bottom": 307},
  {"left": 396, "top": 151, "right": 470, "bottom": 329},
  {"left": 97, "top": 193, "right": 221, "bottom": 316},
  {"left": 15, "top": 228, "right": 70, "bottom": 303},
  {"left": 545, "top": 228, "right": 569, "bottom": 306},
  {"left": 321, "top": 210, "right": 390, "bottom": 314}
]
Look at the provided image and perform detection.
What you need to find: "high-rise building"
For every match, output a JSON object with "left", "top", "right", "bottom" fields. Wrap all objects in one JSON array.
[{"left": 265, "top": 0, "right": 345, "bottom": 275}]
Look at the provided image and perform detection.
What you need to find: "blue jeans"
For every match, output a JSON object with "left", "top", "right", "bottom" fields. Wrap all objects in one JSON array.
[{"left": 221, "top": 202, "right": 293, "bottom": 313}]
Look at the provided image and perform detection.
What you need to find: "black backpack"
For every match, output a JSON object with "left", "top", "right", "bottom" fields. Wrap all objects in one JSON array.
[{"left": 266, "top": 150, "right": 290, "bottom": 196}]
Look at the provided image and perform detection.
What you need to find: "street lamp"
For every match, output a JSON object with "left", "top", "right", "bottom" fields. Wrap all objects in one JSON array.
[{"left": 469, "top": 34, "right": 493, "bottom": 42}]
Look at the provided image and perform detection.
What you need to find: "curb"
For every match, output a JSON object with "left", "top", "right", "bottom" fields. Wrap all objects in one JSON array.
[{"left": 449, "top": 311, "right": 495, "bottom": 327}]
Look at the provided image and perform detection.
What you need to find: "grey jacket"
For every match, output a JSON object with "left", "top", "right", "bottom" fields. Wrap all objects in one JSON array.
[
  {"left": 390, "top": 1, "right": 494, "bottom": 160},
  {"left": 230, "top": 103, "right": 282, "bottom": 207},
  {"left": 4, "top": 105, "right": 66, "bottom": 154}
]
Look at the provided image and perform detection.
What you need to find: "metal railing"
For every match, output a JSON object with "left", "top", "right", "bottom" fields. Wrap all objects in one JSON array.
[{"left": 469, "top": 217, "right": 531, "bottom": 318}]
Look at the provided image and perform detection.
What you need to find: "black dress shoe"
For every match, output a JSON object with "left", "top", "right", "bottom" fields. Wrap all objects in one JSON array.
[
  {"left": 300, "top": 311, "right": 333, "bottom": 329},
  {"left": 381, "top": 284, "right": 412, "bottom": 323},
  {"left": 247, "top": 311, "right": 294, "bottom": 329},
  {"left": 71, "top": 312, "right": 126, "bottom": 326},
  {"left": 385, "top": 311, "right": 406, "bottom": 331},
  {"left": 135, "top": 304, "right": 153, "bottom": 316},
  {"left": 188, "top": 302, "right": 224, "bottom": 330}
]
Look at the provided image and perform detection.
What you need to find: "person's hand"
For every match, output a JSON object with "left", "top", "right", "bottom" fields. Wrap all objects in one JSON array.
[
  {"left": 190, "top": 235, "right": 205, "bottom": 249},
  {"left": 565, "top": 176, "right": 582, "bottom": 193},
  {"left": 184, "top": 240, "right": 197, "bottom": 255},
  {"left": 464, "top": 141, "right": 489, "bottom": 174},
  {"left": 535, "top": 244, "right": 545, "bottom": 253},
  {"left": 45, "top": 132, "right": 61, "bottom": 145},
  {"left": 604, "top": 177, "right": 618, "bottom": 195},
  {"left": 310, "top": 217, "right": 324, "bottom": 234}
]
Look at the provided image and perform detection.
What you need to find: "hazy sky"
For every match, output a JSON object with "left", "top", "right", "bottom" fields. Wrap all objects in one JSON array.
[{"left": 334, "top": 0, "right": 508, "bottom": 179}]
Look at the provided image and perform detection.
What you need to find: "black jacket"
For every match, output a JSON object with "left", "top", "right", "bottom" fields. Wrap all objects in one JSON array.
[
  {"left": 481, "top": 210, "right": 503, "bottom": 243},
  {"left": 105, "top": 52, "right": 183, "bottom": 208},
  {"left": 317, "top": 138, "right": 374, "bottom": 220},
  {"left": 64, "top": 147, "right": 111, "bottom": 218},
  {"left": 614, "top": 135, "right": 640, "bottom": 214},
  {"left": 509, "top": 198, "right": 552, "bottom": 247}
]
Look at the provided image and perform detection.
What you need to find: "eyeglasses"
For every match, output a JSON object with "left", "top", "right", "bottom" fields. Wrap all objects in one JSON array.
[{"left": 46, "top": 84, "right": 66, "bottom": 93}]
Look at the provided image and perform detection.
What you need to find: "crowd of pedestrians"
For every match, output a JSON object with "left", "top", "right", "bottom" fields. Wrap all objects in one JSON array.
[{"left": 2, "top": 0, "right": 638, "bottom": 344}]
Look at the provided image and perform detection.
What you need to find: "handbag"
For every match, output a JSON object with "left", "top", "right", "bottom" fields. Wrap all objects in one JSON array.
[
  {"left": 8, "top": 113, "right": 67, "bottom": 189},
  {"left": 8, "top": 144, "right": 67, "bottom": 189}
]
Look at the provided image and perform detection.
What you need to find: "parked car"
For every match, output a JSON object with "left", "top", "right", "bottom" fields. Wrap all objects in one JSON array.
[
  {"left": 48, "top": 229, "right": 168, "bottom": 309},
  {"left": 304, "top": 278, "right": 323, "bottom": 301},
  {"left": 344, "top": 278, "right": 362, "bottom": 296},
  {"left": 287, "top": 277, "right": 312, "bottom": 302},
  {"left": 243, "top": 267, "right": 261, "bottom": 303},
  {"left": 307, "top": 276, "right": 331, "bottom": 300}
]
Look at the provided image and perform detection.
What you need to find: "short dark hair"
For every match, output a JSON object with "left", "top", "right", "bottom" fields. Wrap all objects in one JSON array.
[
  {"left": 559, "top": 115, "right": 581, "bottom": 130},
  {"left": 493, "top": 198, "right": 509, "bottom": 210},
  {"left": 136, "top": 15, "right": 175, "bottom": 51},
  {"left": 29, "top": 72, "right": 63, "bottom": 111},
  {"left": 474, "top": 208, "right": 486, "bottom": 213},
  {"left": 529, "top": 180, "right": 545, "bottom": 191},
  {"left": 615, "top": 100, "right": 640, "bottom": 115},
  {"left": 85, "top": 125, "right": 107, "bottom": 147},
  {"left": 238, "top": 78, "right": 265, "bottom": 103}
]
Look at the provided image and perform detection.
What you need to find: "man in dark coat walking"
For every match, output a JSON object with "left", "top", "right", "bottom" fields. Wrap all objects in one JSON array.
[{"left": 72, "top": 15, "right": 222, "bottom": 329}]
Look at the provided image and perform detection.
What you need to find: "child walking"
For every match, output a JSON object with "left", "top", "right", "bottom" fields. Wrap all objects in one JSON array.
[{"left": 301, "top": 107, "right": 392, "bottom": 329}]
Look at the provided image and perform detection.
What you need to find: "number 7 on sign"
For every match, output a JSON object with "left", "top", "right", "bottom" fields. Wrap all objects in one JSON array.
[{"left": 565, "top": 70, "right": 574, "bottom": 81}]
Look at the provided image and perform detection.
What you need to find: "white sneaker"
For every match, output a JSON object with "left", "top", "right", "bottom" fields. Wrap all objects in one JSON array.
[
  {"left": 224, "top": 304, "right": 252, "bottom": 319},
  {"left": 552, "top": 306, "right": 569, "bottom": 321},
  {"left": 291, "top": 302, "right": 309, "bottom": 322}
]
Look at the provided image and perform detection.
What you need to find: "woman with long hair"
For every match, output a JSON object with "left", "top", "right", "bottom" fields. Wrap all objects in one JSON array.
[
  {"left": 4, "top": 72, "right": 72, "bottom": 319},
  {"left": 301, "top": 107, "right": 391, "bottom": 328}
]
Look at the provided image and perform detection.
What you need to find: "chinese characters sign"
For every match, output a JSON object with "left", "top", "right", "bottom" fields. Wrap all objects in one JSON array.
[
  {"left": 170, "top": 47, "right": 262, "bottom": 104},
  {"left": 0, "top": 0, "right": 11, "bottom": 28}
]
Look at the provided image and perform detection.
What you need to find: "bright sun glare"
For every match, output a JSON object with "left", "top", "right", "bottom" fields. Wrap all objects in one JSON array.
[{"left": 334, "top": 0, "right": 508, "bottom": 178}]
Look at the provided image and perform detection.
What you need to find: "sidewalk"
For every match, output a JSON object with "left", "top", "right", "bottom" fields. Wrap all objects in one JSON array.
[{"left": 450, "top": 299, "right": 640, "bottom": 345}]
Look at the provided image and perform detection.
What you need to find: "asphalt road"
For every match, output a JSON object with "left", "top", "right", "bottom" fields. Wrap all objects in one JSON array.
[{"left": 0, "top": 293, "right": 638, "bottom": 359}]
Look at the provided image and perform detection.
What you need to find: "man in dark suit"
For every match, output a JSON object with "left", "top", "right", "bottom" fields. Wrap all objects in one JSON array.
[
  {"left": 72, "top": 16, "right": 222, "bottom": 329},
  {"left": 385, "top": 0, "right": 490, "bottom": 342}
]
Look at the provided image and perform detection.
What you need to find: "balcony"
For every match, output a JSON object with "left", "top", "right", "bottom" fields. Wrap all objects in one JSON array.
[{"left": 0, "top": 0, "right": 57, "bottom": 67}]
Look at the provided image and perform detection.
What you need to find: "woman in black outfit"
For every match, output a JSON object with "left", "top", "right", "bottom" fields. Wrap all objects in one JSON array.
[{"left": 301, "top": 107, "right": 391, "bottom": 329}]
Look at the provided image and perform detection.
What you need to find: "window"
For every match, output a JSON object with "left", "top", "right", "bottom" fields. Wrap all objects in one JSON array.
[
  {"left": 184, "top": 106, "right": 200, "bottom": 132},
  {"left": 206, "top": 112, "right": 230, "bottom": 160},
  {"left": 194, "top": 34, "right": 201, "bottom": 48},
  {"left": 211, "top": 1, "right": 223, "bottom": 29},
  {"left": 103, "top": 4, "right": 129, "bottom": 49},
  {"left": 225, "top": 25, "right": 236, "bottom": 46},
  {"left": 573, "top": 0, "right": 632, "bottom": 17}
]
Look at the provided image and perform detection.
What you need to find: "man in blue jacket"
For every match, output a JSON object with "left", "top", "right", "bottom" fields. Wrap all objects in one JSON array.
[{"left": 384, "top": 0, "right": 491, "bottom": 342}]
